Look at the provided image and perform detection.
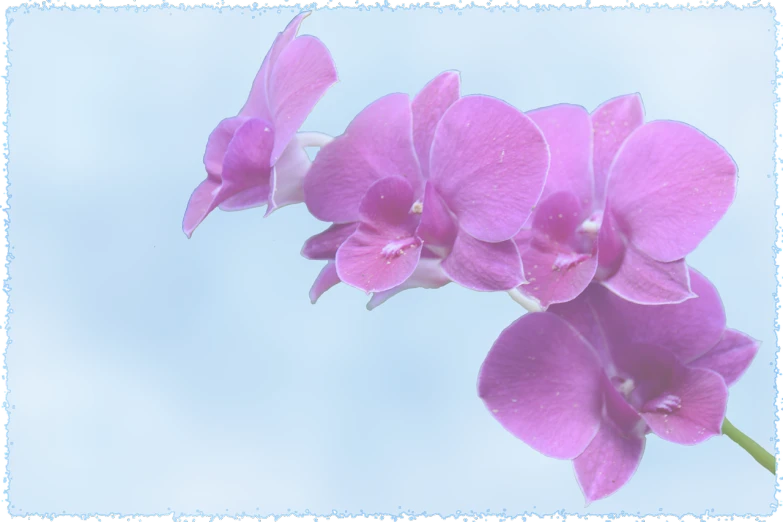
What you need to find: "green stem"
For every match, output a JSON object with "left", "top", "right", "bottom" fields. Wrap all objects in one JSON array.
[{"left": 722, "top": 418, "right": 776, "bottom": 474}]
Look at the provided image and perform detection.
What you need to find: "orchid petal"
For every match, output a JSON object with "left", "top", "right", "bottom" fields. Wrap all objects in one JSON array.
[
  {"left": 309, "top": 261, "right": 341, "bottom": 304},
  {"left": 591, "top": 93, "right": 644, "bottom": 205},
  {"left": 593, "top": 268, "right": 725, "bottom": 363},
  {"left": 203, "top": 116, "right": 248, "bottom": 178},
  {"left": 442, "top": 230, "right": 524, "bottom": 291},
  {"left": 478, "top": 313, "right": 604, "bottom": 459},
  {"left": 301, "top": 222, "right": 358, "bottom": 260},
  {"left": 518, "top": 191, "right": 598, "bottom": 307},
  {"left": 574, "top": 377, "right": 645, "bottom": 504},
  {"left": 335, "top": 177, "right": 422, "bottom": 293},
  {"left": 612, "top": 343, "right": 727, "bottom": 446},
  {"left": 183, "top": 118, "right": 274, "bottom": 237},
  {"left": 600, "top": 245, "right": 693, "bottom": 305},
  {"left": 606, "top": 120, "right": 737, "bottom": 262},
  {"left": 266, "top": 35, "right": 338, "bottom": 165},
  {"left": 304, "top": 93, "right": 421, "bottom": 223},
  {"left": 366, "top": 258, "right": 450, "bottom": 310},
  {"left": 416, "top": 183, "right": 458, "bottom": 250},
  {"left": 641, "top": 365, "right": 727, "bottom": 445},
  {"left": 689, "top": 329, "right": 759, "bottom": 387},
  {"left": 240, "top": 12, "right": 309, "bottom": 120},
  {"left": 528, "top": 104, "right": 593, "bottom": 207},
  {"left": 429, "top": 95, "right": 549, "bottom": 242},
  {"left": 412, "top": 71, "right": 460, "bottom": 178}
]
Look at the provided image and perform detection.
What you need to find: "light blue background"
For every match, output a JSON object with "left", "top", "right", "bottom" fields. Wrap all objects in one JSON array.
[{"left": 5, "top": 5, "right": 778, "bottom": 517}]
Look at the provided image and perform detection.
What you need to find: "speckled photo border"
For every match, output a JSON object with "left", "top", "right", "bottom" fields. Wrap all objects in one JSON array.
[{"left": 0, "top": 0, "right": 783, "bottom": 522}]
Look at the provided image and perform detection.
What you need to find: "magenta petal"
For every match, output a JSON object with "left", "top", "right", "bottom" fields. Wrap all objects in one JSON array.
[
  {"left": 366, "top": 258, "right": 451, "bottom": 310},
  {"left": 595, "top": 268, "right": 725, "bottom": 363},
  {"left": 304, "top": 93, "right": 421, "bottom": 223},
  {"left": 240, "top": 12, "right": 309, "bottom": 120},
  {"left": 689, "top": 329, "right": 759, "bottom": 387},
  {"left": 478, "top": 313, "right": 604, "bottom": 459},
  {"left": 412, "top": 71, "right": 460, "bottom": 178},
  {"left": 335, "top": 177, "right": 422, "bottom": 293},
  {"left": 309, "top": 261, "right": 341, "bottom": 304},
  {"left": 640, "top": 365, "right": 727, "bottom": 445},
  {"left": 301, "top": 222, "right": 359, "bottom": 260},
  {"left": 607, "top": 120, "right": 737, "bottom": 262},
  {"left": 203, "top": 116, "right": 249, "bottom": 178},
  {"left": 442, "top": 230, "right": 524, "bottom": 291},
  {"left": 600, "top": 245, "right": 694, "bottom": 305},
  {"left": 528, "top": 104, "right": 594, "bottom": 207},
  {"left": 416, "top": 183, "right": 458, "bottom": 250},
  {"left": 429, "top": 95, "right": 549, "bottom": 242},
  {"left": 266, "top": 134, "right": 313, "bottom": 215},
  {"left": 574, "top": 376, "right": 645, "bottom": 503},
  {"left": 266, "top": 35, "right": 338, "bottom": 165},
  {"left": 591, "top": 93, "right": 644, "bottom": 205},
  {"left": 518, "top": 191, "right": 598, "bottom": 307}
]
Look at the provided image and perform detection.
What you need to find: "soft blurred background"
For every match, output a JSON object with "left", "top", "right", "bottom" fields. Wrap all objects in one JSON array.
[{"left": 5, "top": 5, "right": 777, "bottom": 517}]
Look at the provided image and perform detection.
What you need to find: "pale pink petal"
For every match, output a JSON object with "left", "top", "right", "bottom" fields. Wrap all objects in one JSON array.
[
  {"left": 301, "top": 222, "right": 358, "bottom": 260},
  {"left": 203, "top": 116, "right": 248, "bottom": 178},
  {"left": 429, "top": 95, "right": 549, "bottom": 242},
  {"left": 592, "top": 268, "right": 725, "bottom": 363},
  {"left": 600, "top": 245, "right": 694, "bottom": 305},
  {"left": 412, "top": 71, "right": 460, "bottom": 178},
  {"left": 366, "top": 258, "right": 451, "bottom": 310},
  {"left": 335, "top": 177, "right": 422, "bottom": 293},
  {"left": 478, "top": 313, "right": 604, "bottom": 460},
  {"left": 528, "top": 104, "right": 594, "bottom": 207},
  {"left": 183, "top": 118, "right": 274, "bottom": 237},
  {"left": 606, "top": 120, "right": 737, "bottom": 262},
  {"left": 591, "top": 93, "right": 644, "bottom": 205},
  {"left": 240, "top": 12, "right": 309, "bottom": 120},
  {"left": 688, "top": 329, "right": 759, "bottom": 387},
  {"left": 574, "top": 377, "right": 646, "bottom": 504},
  {"left": 309, "top": 261, "right": 341, "bottom": 304},
  {"left": 441, "top": 230, "right": 524, "bottom": 291},
  {"left": 416, "top": 183, "right": 458, "bottom": 250},
  {"left": 304, "top": 93, "right": 422, "bottom": 223},
  {"left": 266, "top": 134, "right": 313, "bottom": 215},
  {"left": 518, "top": 191, "right": 598, "bottom": 308},
  {"left": 266, "top": 35, "right": 338, "bottom": 165}
]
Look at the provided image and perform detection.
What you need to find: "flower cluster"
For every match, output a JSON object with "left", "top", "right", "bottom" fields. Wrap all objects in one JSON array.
[{"left": 183, "top": 12, "right": 761, "bottom": 503}]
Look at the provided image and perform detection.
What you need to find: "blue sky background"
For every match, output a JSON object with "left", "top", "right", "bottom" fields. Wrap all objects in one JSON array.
[{"left": 4, "top": 5, "right": 778, "bottom": 517}]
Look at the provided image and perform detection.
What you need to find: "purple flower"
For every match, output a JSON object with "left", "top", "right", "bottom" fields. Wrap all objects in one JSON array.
[
  {"left": 478, "top": 268, "right": 758, "bottom": 503},
  {"left": 183, "top": 12, "right": 338, "bottom": 238},
  {"left": 302, "top": 72, "right": 549, "bottom": 304},
  {"left": 513, "top": 95, "right": 737, "bottom": 308}
]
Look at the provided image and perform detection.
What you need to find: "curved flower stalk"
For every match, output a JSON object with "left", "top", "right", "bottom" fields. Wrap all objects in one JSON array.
[
  {"left": 303, "top": 71, "right": 550, "bottom": 307},
  {"left": 513, "top": 95, "right": 737, "bottom": 308},
  {"left": 183, "top": 12, "right": 338, "bottom": 238},
  {"left": 478, "top": 268, "right": 759, "bottom": 503}
]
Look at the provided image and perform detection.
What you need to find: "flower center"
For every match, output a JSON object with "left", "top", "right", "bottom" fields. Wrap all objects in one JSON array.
[{"left": 410, "top": 201, "right": 424, "bottom": 214}]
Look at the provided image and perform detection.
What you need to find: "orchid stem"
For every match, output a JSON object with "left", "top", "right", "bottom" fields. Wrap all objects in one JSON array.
[
  {"left": 507, "top": 288, "right": 543, "bottom": 313},
  {"left": 722, "top": 417, "right": 776, "bottom": 475}
]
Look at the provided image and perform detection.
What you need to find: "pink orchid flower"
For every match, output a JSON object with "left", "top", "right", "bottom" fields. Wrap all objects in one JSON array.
[
  {"left": 478, "top": 268, "right": 758, "bottom": 503},
  {"left": 182, "top": 12, "right": 338, "bottom": 238},
  {"left": 512, "top": 95, "right": 737, "bottom": 309},
  {"left": 302, "top": 72, "right": 550, "bottom": 306}
]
